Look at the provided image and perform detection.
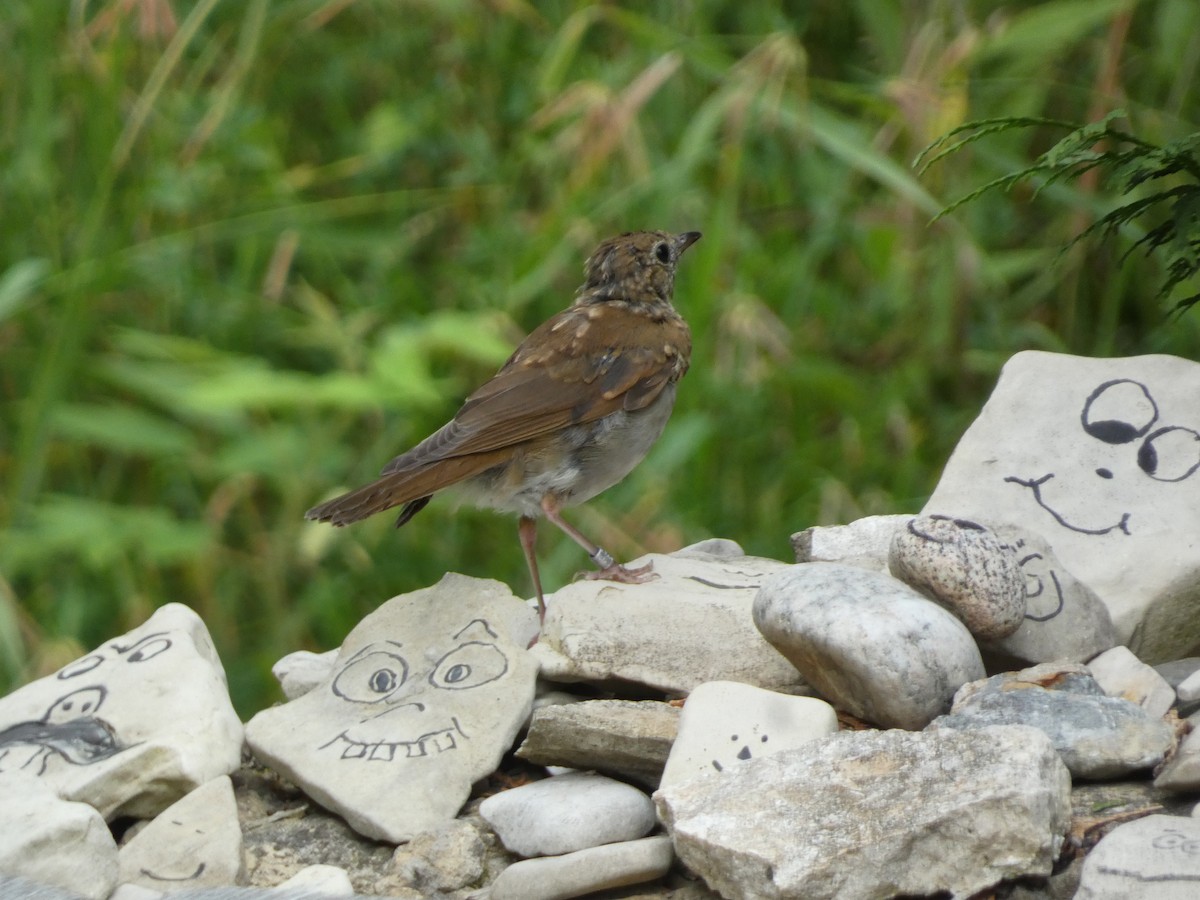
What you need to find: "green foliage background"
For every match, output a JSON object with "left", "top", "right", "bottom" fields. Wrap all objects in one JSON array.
[{"left": 2, "top": 0, "right": 1198, "bottom": 714}]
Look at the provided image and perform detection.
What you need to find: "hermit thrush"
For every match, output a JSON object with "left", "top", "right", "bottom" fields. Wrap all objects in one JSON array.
[{"left": 306, "top": 230, "right": 700, "bottom": 621}]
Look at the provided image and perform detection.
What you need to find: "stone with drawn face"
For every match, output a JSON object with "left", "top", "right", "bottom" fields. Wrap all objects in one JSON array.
[
  {"left": 0, "top": 603, "right": 243, "bottom": 821},
  {"left": 245, "top": 573, "right": 539, "bottom": 844},
  {"left": 924, "top": 351, "right": 1200, "bottom": 662}
]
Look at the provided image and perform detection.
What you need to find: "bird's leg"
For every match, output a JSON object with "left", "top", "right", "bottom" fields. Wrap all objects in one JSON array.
[
  {"left": 538, "top": 495, "right": 655, "bottom": 584},
  {"left": 518, "top": 515, "right": 546, "bottom": 625}
]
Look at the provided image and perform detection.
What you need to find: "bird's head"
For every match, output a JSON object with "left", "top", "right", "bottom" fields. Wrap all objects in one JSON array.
[{"left": 579, "top": 230, "right": 701, "bottom": 308}]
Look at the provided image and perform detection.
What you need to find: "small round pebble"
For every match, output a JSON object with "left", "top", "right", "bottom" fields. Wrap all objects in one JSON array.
[{"left": 479, "top": 772, "right": 655, "bottom": 858}]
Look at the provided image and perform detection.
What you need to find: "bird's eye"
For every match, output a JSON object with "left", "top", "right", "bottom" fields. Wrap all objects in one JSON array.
[{"left": 654, "top": 242, "right": 671, "bottom": 264}]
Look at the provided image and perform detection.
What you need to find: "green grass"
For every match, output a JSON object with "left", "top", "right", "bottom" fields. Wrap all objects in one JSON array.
[{"left": 2, "top": 0, "right": 1199, "bottom": 715}]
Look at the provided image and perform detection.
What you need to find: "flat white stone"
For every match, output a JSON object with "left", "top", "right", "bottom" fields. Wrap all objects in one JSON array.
[
  {"left": 245, "top": 574, "right": 539, "bottom": 843},
  {"left": 656, "top": 726, "right": 1070, "bottom": 900},
  {"left": 1076, "top": 814, "right": 1200, "bottom": 899},
  {"left": 924, "top": 351, "right": 1200, "bottom": 662},
  {"left": 1088, "top": 645, "right": 1176, "bottom": 719},
  {"left": 932, "top": 663, "right": 1175, "bottom": 779},
  {"left": 117, "top": 775, "right": 242, "bottom": 890},
  {"left": 0, "top": 603, "right": 243, "bottom": 820},
  {"left": 274, "top": 864, "right": 354, "bottom": 895},
  {"left": 272, "top": 650, "right": 338, "bottom": 701},
  {"left": 985, "top": 524, "right": 1117, "bottom": 664},
  {"left": 488, "top": 835, "right": 673, "bottom": 900},
  {"left": 0, "top": 771, "right": 118, "bottom": 900},
  {"left": 753, "top": 563, "right": 985, "bottom": 729},
  {"left": 791, "top": 514, "right": 911, "bottom": 571},
  {"left": 889, "top": 514, "right": 1026, "bottom": 639},
  {"left": 480, "top": 771, "right": 655, "bottom": 857},
  {"left": 659, "top": 680, "right": 838, "bottom": 789},
  {"left": 1178, "top": 668, "right": 1200, "bottom": 703},
  {"left": 532, "top": 546, "right": 803, "bottom": 694}
]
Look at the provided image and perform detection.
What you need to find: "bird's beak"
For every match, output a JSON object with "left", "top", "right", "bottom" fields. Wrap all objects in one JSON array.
[{"left": 676, "top": 231, "right": 702, "bottom": 254}]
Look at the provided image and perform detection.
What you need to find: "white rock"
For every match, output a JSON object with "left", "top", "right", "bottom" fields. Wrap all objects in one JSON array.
[
  {"left": 108, "top": 885, "right": 162, "bottom": 900},
  {"left": 0, "top": 771, "right": 118, "bottom": 900},
  {"left": 1076, "top": 813, "right": 1200, "bottom": 898},
  {"left": 488, "top": 835, "right": 673, "bottom": 900},
  {"left": 888, "top": 514, "right": 1026, "bottom": 639},
  {"left": 924, "top": 351, "right": 1200, "bottom": 662},
  {"left": 274, "top": 864, "right": 354, "bottom": 895},
  {"left": 532, "top": 545, "right": 803, "bottom": 694},
  {"left": 1088, "top": 645, "right": 1176, "bottom": 719},
  {"left": 272, "top": 650, "right": 338, "bottom": 701},
  {"left": 1155, "top": 726, "right": 1200, "bottom": 792},
  {"left": 1178, "top": 668, "right": 1200, "bottom": 703},
  {"left": 931, "top": 663, "right": 1175, "bottom": 779},
  {"left": 480, "top": 772, "right": 655, "bottom": 857},
  {"left": 753, "top": 562, "right": 985, "bottom": 729},
  {"left": 656, "top": 726, "right": 1070, "bottom": 900},
  {"left": 791, "top": 514, "right": 911, "bottom": 571},
  {"left": 0, "top": 603, "right": 243, "bottom": 820},
  {"left": 659, "top": 680, "right": 837, "bottom": 789},
  {"left": 117, "top": 775, "right": 242, "bottom": 890},
  {"left": 985, "top": 524, "right": 1117, "bottom": 664},
  {"left": 245, "top": 574, "right": 539, "bottom": 843}
]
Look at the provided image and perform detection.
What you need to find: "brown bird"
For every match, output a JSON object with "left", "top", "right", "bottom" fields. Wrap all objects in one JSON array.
[{"left": 306, "top": 230, "right": 700, "bottom": 622}]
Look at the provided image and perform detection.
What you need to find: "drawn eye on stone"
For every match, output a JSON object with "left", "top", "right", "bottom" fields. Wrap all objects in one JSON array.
[
  {"left": 1137, "top": 426, "right": 1200, "bottom": 482},
  {"left": 125, "top": 636, "right": 172, "bottom": 663},
  {"left": 58, "top": 654, "right": 106, "bottom": 680},
  {"left": 45, "top": 686, "right": 108, "bottom": 722},
  {"left": 1080, "top": 379, "right": 1158, "bottom": 444},
  {"left": 428, "top": 642, "right": 508, "bottom": 691},
  {"left": 332, "top": 649, "right": 409, "bottom": 703}
]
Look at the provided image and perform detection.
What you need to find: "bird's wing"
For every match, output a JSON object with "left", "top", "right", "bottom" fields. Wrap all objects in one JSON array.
[{"left": 381, "top": 303, "right": 691, "bottom": 475}]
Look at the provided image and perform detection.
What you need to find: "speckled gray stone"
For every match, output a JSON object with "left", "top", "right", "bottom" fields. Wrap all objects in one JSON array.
[{"left": 889, "top": 514, "right": 1026, "bottom": 640}]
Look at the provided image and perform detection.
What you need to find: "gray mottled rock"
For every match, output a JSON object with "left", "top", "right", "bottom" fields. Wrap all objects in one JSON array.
[
  {"left": 1155, "top": 725, "right": 1200, "bottom": 792},
  {"left": 0, "top": 603, "right": 244, "bottom": 820},
  {"left": 889, "top": 514, "right": 1026, "bottom": 639},
  {"left": 985, "top": 524, "right": 1117, "bottom": 664},
  {"left": 516, "top": 700, "right": 678, "bottom": 789},
  {"left": 791, "top": 514, "right": 911, "bottom": 572},
  {"left": 389, "top": 818, "right": 488, "bottom": 894},
  {"left": 659, "top": 680, "right": 837, "bottom": 789},
  {"left": 488, "top": 835, "right": 673, "bottom": 900},
  {"left": 117, "top": 775, "right": 243, "bottom": 890},
  {"left": 753, "top": 562, "right": 985, "bottom": 729},
  {"left": 271, "top": 650, "right": 337, "bottom": 701},
  {"left": 923, "top": 351, "right": 1200, "bottom": 662},
  {"left": 245, "top": 573, "right": 539, "bottom": 843},
  {"left": 532, "top": 544, "right": 803, "bottom": 695},
  {"left": 480, "top": 772, "right": 655, "bottom": 857},
  {"left": 1088, "top": 645, "right": 1176, "bottom": 719},
  {"left": 656, "top": 726, "right": 1071, "bottom": 900},
  {"left": 0, "top": 771, "right": 118, "bottom": 900},
  {"left": 930, "top": 663, "right": 1176, "bottom": 779},
  {"left": 1076, "top": 814, "right": 1200, "bottom": 899}
]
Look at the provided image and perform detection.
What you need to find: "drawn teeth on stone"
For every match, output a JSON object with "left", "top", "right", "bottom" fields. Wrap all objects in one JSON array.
[{"left": 368, "top": 742, "right": 397, "bottom": 761}]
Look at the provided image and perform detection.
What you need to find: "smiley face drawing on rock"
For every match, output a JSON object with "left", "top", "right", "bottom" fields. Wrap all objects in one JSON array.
[
  {"left": 319, "top": 619, "right": 509, "bottom": 762},
  {"left": 1005, "top": 379, "right": 1200, "bottom": 537},
  {"left": 243, "top": 574, "right": 539, "bottom": 843}
]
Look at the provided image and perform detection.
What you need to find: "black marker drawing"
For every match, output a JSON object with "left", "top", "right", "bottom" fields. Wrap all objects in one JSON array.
[
  {"left": 1006, "top": 379, "right": 1200, "bottom": 536},
  {"left": 0, "top": 687, "right": 123, "bottom": 775},
  {"left": 317, "top": 618, "right": 515, "bottom": 763},
  {"left": 711, "top": 732, "right": 770, "bottom": 772}
]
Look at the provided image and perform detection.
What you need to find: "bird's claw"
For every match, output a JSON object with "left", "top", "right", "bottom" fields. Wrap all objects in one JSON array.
[{"left": 581, "top": 560, "right": 657, "bottom": 585}]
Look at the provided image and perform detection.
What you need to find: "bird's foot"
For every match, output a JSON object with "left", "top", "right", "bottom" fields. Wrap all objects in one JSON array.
[{"left": 583, "top": 560, "right": 657, "bottom": 585}]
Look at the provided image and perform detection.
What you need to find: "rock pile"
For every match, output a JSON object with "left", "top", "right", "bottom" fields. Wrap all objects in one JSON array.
[{"left": 3, "top": 350, "right": 1200, "bottom": 900}]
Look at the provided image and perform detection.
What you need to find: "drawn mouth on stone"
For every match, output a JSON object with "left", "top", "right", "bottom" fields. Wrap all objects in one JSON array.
[
  {"left": 1004, "top": 474, "right": 1131, "bottom": 536},
  {"left": 320, "top": 717, "right": 467, "bottom": 761}
]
